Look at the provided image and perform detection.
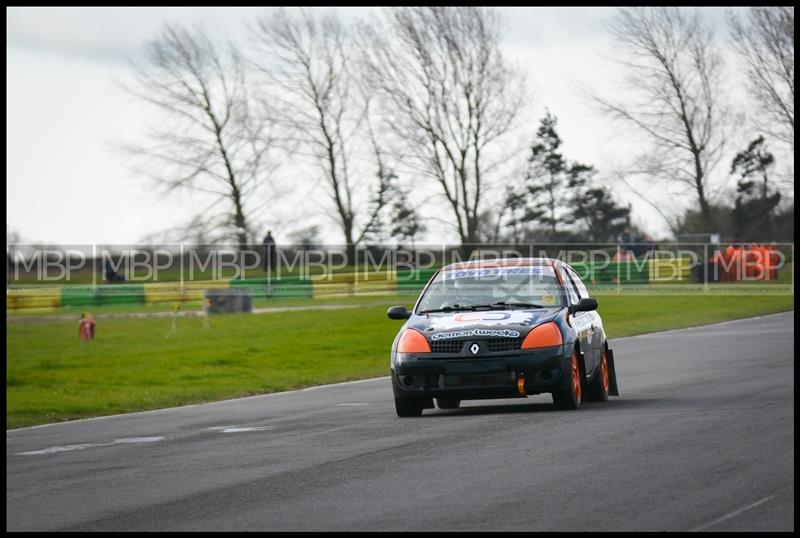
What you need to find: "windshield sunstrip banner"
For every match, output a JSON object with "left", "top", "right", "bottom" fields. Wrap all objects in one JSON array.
[{"left": 439, "top": 266, "right": 555, "bottom": 281}]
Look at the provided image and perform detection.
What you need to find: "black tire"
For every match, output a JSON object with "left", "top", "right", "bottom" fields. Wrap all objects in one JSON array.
[
  {"left": 436, "top": 397, "right": 461, "bottom": 409},
  {"left": 587, "top": 349, "right": 610, "bottom": 402},
  {"left": 395, "top": 396, "right": 424, "bottom": 417},
  {"left": 552, "top": 351, "right": 582, "bottom": 410}
]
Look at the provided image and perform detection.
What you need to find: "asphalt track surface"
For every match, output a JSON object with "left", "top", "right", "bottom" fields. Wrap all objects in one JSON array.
[{"left": 6, "top": 311, "right": 794, "bottom": 531}]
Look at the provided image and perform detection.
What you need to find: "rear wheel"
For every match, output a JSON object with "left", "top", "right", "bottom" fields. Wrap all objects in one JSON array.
[
  {"left": 436, "top": 397, "right": 461, "bottom": 409},
  {"left": 587, "top": 349, "right": 610, "bottom": 402},
  {"left": 395, "top": 396, "right": 424, "bottom": 417},
  {"left": 552, "top": 351, "right": 582, "bottom": 410}
]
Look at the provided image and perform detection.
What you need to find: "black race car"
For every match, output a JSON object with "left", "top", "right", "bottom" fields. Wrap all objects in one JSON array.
[{"left": 387, "top": 258, "right": 619, "bottom": 417}]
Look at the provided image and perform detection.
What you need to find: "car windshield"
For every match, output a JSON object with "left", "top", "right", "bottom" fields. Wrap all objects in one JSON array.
[{"left": 416, "top": 265, "right": 564, "bottom": 313}]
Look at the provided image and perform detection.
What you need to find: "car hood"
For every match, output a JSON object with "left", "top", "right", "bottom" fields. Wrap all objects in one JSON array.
[{"left": 407, "top": 309, "right": 560, "bottom": 341}]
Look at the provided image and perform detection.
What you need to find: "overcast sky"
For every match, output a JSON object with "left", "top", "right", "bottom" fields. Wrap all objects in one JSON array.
[{"left": 6, "top": 6, "right": 771, "bottom": 246}]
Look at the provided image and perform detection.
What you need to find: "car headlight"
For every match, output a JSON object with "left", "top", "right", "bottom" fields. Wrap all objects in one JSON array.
[
  {"left": 521, "top": 322, "right": 563, "bottom": 349},
  {"left": 396, "top": 328, "right": 431, "bottom": 353}
]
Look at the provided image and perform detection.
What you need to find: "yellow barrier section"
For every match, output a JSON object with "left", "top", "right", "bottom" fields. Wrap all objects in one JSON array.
[
  {"left": 356, "top": 270, "right": 397, "bottom": 294},
  {"left": 352, "top": 270, "right": 396, "bottom": 282},
  {"left": 307, "top": 270, "right": 396, "bottom": 284},
  {"left": 312, "top": 281, "right": 356, "bottom": 297},
  {"left": 649, "top": 258, "right": 693, "bottom": 281},
  {"left": 311, "top": 271, "right": 397, "bottom": 297},
  {"left": 7, "top": 287, "right": 62, "bottom": 310},
  {"left": 354, "top": 279, "right": 398, "bottom": 294},
  {"left": 143, "top": 279, "right": 230, "bottom": 304}
]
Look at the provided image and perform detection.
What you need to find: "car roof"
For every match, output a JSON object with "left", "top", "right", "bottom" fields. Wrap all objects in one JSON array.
[{"left": 441, "top": 257, "right": 560, "bottom": 271}]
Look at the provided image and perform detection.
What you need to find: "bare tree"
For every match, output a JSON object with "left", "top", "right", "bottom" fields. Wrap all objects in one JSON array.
[
  {"left": 251, "top": 9, "right": 389, "bottom": 260},
  {"left": 357, "top": 7, "right": 527, "bottom": 247},
  {"left": 589, "top": 8, "right": 729, "bottom": 229},
  {"left": 123, "top": 24, "right": 282, "bottom": 247},
  {"left": 138, "top": 212, "right": 223, "bottom": 246},
  {"left": 728, "top": 7, "right": 794, "bottom": 147}
]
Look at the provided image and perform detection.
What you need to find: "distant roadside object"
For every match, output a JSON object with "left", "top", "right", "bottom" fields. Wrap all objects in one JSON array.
[
  {"left": 386, "top": 257, "right": 619, "bottom": 417},
  {"left": 78, "top": 313, "right": 95, "bottom": 340},
  {"left": 204, "top": 289, "right": 253, "bottom": 314}
]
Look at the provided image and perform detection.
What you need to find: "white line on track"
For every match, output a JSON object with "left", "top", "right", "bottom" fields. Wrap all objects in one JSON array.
[
  {"left": 15, "top": 436, "right": 165, "bottom": 456},
  {"left": 688, "top": 495, "right": 776, "bottom": 531},
  {"left": 217, "top": 427, "right": 275, "bottom": 433}
]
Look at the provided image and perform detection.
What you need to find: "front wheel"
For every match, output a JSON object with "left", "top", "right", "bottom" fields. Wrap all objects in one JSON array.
[
  {"left": 552, "top": 351, "right": 582, "bottom": 410},
  {"left": 395, "top": 396, "right": 424, "bottom": 417}
]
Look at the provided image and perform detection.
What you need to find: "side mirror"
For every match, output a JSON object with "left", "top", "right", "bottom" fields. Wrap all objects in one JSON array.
[
  {"left": 387, "top": 305, "right": 411, "bottom": 320},
  {"left": 569, "top": 297, "right": 598, "bottom": 314}
]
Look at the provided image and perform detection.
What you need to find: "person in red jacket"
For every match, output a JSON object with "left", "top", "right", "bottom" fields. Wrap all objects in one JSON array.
[{"left": 79, "top": 313, "right": 95, "bottom": 340}]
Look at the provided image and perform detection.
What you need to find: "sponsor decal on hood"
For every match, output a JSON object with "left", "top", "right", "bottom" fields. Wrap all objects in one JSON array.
[
  {"left": 431, "top": 328, "right": 521, "bottom": 341},
  {"left": 426, "top": 310, "right": 537, "bottom": 331}
]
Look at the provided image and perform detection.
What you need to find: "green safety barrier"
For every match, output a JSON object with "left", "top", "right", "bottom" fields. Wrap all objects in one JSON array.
[
  {"left": 94, "top": 285, "right": 145, "bottom": 305},
  {"left": 60, "top": 285, "right": 145, "bottom": 307},
  {"left": 569, "top": 261, "right": 650, "bottom": 284},
  {"left": 396, "top": 268, "right": 438, "bottom": 292},
  {"left": 59, "top": 286, "right": 96, "bottom": 307}
]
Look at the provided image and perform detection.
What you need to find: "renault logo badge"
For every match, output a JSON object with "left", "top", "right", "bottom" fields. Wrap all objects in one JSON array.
[{"left": 470, "top": 343, "right": 480, "bottom": 355}]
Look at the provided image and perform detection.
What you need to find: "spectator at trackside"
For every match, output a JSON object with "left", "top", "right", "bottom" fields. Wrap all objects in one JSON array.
[
  {"left": 618, "top": 227, "right": 635, "bottom": 256},
  {"left": 635, "top": 234, "right": 657, "bottom": 258},
  {"left": 644, "top": 235, "right": 657, "bottom": 254},
  {"left": 263, "top": 230, "right": 277, "bottom": 272},
  {"left": 79, "top": 313, "right": 95, "bottom": 340},
  {"left": 104, "top": 258, "right": 125, "bottom": 283}
]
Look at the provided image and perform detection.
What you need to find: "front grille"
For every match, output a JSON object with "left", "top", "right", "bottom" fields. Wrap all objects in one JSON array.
[
  {"left": 442, "top": 372, "right": 516, "bottom": 388},
  {"left": 486, "top": 338, "right": 524, "bottom": 352},
  {"left": 430, "top": 340, "right": 464, "bottom": 354}
]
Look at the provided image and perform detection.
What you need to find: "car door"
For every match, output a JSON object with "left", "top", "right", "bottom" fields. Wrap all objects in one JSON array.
[
  {"left": 557, "top": 265, "right": 594, "bottom": 372},
  {"left": 566, "top": 266, "right": 602, "bottom": 373}
]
